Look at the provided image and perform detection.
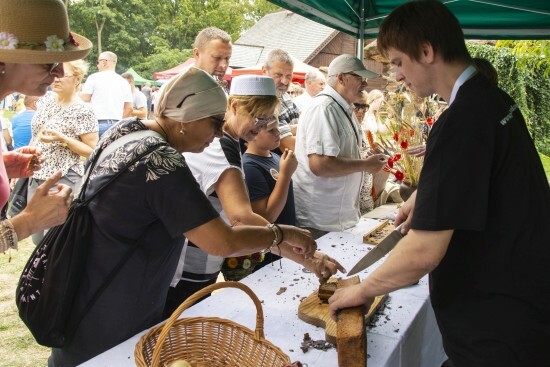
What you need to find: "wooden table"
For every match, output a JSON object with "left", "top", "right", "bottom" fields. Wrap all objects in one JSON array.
[{"left": 80, "top": 215, "right": 447, "bottom": 367}]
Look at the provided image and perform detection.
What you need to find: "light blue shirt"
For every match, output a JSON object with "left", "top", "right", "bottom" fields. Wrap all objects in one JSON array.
[{"left": 11, "top": 109, "right": 35, "bottom": 149}]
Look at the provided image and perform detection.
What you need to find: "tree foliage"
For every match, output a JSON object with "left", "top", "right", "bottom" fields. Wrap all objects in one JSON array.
[
  {"left": 496, "top": 40, "right": 550, "bottom": 77},
  {"left": 468, "top": 42, "right": 550, "bottom": 155},
  {"left": 67, "top": 0, "right": 280, "bottom": 77}
]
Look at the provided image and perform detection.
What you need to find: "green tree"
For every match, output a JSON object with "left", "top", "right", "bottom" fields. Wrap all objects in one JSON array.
[
  {"left": 67, "top": 0, "right": 281, "bottom": 76},
  {"left": 68, "top": 0, "right": 115, "bottom": 56},
  {"left": 135, "top": 48, "right": 193, "bottom": 80},
  {"left": 496, "top": 40, "right": 550, "bottom": 77},
  {"left": 468, "top": 42, "right": 550, "bottom": 155}
]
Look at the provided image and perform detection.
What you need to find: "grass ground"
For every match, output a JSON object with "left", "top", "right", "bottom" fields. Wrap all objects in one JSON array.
[{"left": 0, "top": 238, "right": 50, "bottom": 367}]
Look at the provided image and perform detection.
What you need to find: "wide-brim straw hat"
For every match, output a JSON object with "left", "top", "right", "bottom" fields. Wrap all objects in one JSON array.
[{"left": 0, "top": 0, "right": 92, "bottom": 64}]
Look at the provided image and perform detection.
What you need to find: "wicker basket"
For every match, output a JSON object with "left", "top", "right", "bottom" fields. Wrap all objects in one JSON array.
[{"left": 135, "top": 281, "right": 291, "bottom": 367}]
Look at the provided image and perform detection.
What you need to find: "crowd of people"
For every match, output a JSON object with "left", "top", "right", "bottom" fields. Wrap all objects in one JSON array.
[{"left": 0, "top": 0, "right": 548, "bottom": 366}]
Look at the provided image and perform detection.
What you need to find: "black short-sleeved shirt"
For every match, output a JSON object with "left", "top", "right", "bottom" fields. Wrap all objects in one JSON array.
[
  {"left": 242, "top": 152, "right": 296, "bottom": 225},
  {"left": 412, "top": 74, "right": 550, "bottom": 366},
  {"left": 50, "top": 119, "right": 219, "bottom": 366}
]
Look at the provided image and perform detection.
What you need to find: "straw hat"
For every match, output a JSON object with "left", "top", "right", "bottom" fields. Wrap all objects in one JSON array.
[{"left": 0, "top": 0, "right": 92, "bottom": 64}]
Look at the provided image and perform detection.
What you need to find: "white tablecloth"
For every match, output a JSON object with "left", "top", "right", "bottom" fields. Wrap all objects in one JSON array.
[{"left": 80, "top": 216, "right": 446, "bottom": 367}]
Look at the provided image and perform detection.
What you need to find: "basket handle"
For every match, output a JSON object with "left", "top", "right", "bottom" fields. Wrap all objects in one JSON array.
[{"left": 151, "top": 281, "right": 265, "bottom": 366}]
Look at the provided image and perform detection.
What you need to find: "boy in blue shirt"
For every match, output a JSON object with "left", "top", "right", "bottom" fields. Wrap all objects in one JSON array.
[{"left": 243, "top": 122, "right": 297, "bottom": 269}]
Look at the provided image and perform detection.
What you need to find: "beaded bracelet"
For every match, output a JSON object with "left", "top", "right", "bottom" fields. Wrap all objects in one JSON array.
[
  {"left": 0, "top": 219, "right": 18, "bottom": 253},
  {"left": 262, "top": 223, "right": 283, "bottom": 254}
]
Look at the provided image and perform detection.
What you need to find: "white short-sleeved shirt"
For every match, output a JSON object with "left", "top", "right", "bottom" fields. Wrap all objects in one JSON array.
[
  {"left": 132, "top": 89, "right": 147, "bottom": 109},
  {"left": 293, "top": 85, "right": 363, "bottom": 231},
  {"left": 293, "top": 92, "right": 314, "bottom": 113},
  {"left": 81, "top": 71, "right": 133, "bottom": 120}
]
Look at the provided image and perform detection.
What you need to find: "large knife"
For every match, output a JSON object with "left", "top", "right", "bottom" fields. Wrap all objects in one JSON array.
[{"left": 347, "top": 223, "right": 405, "bottom": 276}]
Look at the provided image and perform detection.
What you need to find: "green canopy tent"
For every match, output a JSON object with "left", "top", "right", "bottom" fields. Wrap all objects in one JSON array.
[
  {"left": 124, "top": 67, "right": 154, "bottom": 87},
  {"left": 267, "top": 0, "right": 550, "bottom": 59}
]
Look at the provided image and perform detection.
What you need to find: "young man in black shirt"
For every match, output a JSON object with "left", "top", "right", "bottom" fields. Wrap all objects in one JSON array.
[{"left": 328, "top": 1, "right": 550, "bottom": 366}]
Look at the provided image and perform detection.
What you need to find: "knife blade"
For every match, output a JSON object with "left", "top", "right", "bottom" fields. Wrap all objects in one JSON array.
[{"left": 347, "top": 223, "right": 405, "bottom": 276}]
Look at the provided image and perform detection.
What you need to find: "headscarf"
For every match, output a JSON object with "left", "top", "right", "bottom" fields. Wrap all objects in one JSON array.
[{"left": 155, "top": 67, "right": 227, "bottom": 123}]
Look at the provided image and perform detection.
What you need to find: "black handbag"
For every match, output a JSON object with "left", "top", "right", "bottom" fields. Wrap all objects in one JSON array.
[
  {"left": 16, "top": 131, "right": 162, "bottom": 347},
  {"left": 8, "top": 177, "right": 29, "bottom": 217}
]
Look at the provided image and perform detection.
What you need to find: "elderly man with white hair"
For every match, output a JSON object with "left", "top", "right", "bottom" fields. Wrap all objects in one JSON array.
[{"left": 293, "top": 68, "right": 326, "bottom": 113}]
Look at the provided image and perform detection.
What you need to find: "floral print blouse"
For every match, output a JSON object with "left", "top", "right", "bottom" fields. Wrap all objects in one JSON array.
[{"left": 31, "top": 92, "right": 98, "bottom": 180}]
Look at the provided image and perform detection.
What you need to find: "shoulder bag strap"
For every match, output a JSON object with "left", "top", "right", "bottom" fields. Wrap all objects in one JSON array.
[
  {"left": 317, "top": 93, "right": 361, "bottom": 145},
  {"left": 78, "top": 130, "right": 164, "bottom": 204},
  {"left": 67, "top": 130, "right": 165, "bottom": 340}
]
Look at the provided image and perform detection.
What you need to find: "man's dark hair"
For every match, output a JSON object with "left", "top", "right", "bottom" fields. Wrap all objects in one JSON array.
[{"left": 377, "top": 0, "right": 471, "bottom": 63}]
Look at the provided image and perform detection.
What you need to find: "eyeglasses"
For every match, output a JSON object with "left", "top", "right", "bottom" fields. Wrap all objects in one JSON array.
[
  {"left": 346, "top": 73, "right": 368, "bottom": 84},
  {"left": 255, "top": 116, "right": 278, "bottom": 126},
  {"left": 97, "top": 59, "right": 109, "bottom": 64},
  {"left": 354, "top": 103, "right": 368, "bottom": 111},
  {"left": 58, "top": 74, "right": 74, "bottom": 79}
]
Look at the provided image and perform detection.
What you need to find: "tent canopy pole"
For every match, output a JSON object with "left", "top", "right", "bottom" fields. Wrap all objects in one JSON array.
[{"left": 357, "top": 0, "right": 365, "bottom": 61}]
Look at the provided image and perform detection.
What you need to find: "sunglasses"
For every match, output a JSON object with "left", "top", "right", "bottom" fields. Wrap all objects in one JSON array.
[
  {"left": 354, "top": 103, "right": 368, "bottom": 111},
  {"left": 211, "top": 115, "right": 225, "bottom": 133},
  {"left": 45, "top": 63, "right": 60, "bottom": 74}
]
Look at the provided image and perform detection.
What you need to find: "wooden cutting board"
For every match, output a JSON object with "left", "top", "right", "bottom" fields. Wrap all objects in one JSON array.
[
  {"left": 297, "top": 277, "right": 388, "bottom": 345},
  {"left": 363, "top": 220, "right": 397, "bottom": 245}
]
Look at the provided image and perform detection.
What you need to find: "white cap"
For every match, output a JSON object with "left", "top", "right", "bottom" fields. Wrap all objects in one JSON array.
[
  {"left": 230, "top": 75, "right": 277, "bottom": 96},
  {"left": 328, "top": 54, "right": 378, "bottom": 79}
]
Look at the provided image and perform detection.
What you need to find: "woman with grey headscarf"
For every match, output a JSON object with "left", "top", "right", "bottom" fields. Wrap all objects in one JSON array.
[{"left": 49, "top": 68, "right": 317, "bottom": 367}]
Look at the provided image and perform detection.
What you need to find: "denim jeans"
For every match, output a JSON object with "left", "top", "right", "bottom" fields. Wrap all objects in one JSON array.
[{"left": 98, "top": 119, "right": 118, "bottom": 137}]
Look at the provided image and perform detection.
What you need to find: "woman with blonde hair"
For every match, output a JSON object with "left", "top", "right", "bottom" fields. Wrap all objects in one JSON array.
[
  {"left": 353, "top": 92, "right": 391, "bottom": 215},
  {"left": 364, "top": 89, "right": 388, "bottom": 134},
  {"left": 165, "top": 75, "right": 344, "bottom": 318},
  {"left": 28, "top": 59, "right": 98, "bottom": 244},
  {"left": 0, "top": 0, "right": 92, "bottom": 253}
]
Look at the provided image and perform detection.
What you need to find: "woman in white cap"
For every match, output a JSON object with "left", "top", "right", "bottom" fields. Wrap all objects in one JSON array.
[
  {"left": 0, "top": 0, "right": 92, "bottom": 253},
  {"left": 49, "top": 68, "right": 318, "bottom": 366},
  {"left": 164, "top": 75, "right": 345, "bottom": 318}
]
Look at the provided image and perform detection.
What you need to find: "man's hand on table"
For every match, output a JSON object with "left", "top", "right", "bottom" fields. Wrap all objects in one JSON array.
[{"left": 328, "top": 284, "right": 374, "bottom": 321}]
